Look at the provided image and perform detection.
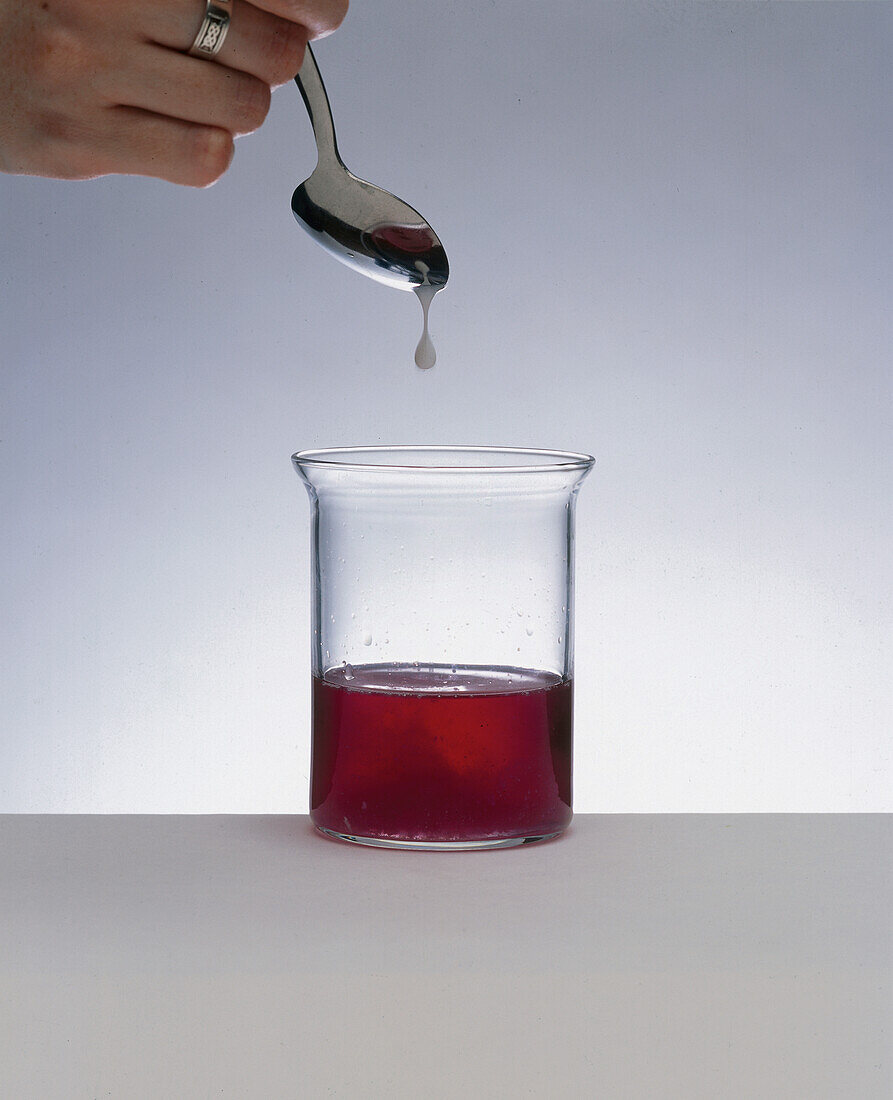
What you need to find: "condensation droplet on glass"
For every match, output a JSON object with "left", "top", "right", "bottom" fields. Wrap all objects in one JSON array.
[
  {"left": 363, "top": 633, "right": 373, "bottom": 646},
  {"left": 344, "top": 664, "right": 355, "bottom": 682},
  {"left": 526, "top": 626, "right": 534, "bottom": 636}
]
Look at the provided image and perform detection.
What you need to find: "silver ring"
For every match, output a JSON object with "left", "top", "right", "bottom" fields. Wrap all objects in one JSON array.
[{"left": 188, "top": 0, "right": 232, "bottom": 58}]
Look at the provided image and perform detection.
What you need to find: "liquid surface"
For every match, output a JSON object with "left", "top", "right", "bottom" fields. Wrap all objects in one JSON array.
[{"left": 311, "top": 663, "right": 573, "bottom": 844}]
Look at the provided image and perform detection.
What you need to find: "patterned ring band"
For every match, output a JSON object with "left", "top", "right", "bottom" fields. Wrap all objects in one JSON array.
[{"left": 188, "top": 0, "right": 232, "bottom": 58}]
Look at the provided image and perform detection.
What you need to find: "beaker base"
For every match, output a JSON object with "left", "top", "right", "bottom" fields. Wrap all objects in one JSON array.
[{"left": 315, "top": 826, "right": 565, "bottom": 851}]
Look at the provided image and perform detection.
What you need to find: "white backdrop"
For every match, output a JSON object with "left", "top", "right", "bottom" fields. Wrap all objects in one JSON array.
[{"left": 1, "top": 1, "right": 889, "bottom": 812}]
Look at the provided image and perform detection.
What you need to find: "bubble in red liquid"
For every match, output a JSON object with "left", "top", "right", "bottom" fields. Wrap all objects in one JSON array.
[
  {"left": 369, "top": 223, "right": 437, "bottom": 254},
  {"left": 310, "top": 664, "right": 573, "bottom": 844}
]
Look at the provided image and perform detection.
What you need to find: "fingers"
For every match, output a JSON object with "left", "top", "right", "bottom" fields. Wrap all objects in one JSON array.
[
  {"left": 30, "top": 106, "right": 235, "bottom": 187},
  {"left": 103, "top": 44, "right": 272, "bottom": 136},
  {"left": 218, "top": 4, "right": 308, "bottom": 86},
  {"left": 106, "top": 109, "right": 235, "bottom": 186},
  {"left": 241, "top": 0, "right": 348, "bottom": 41},
  {"left": 146, "top": 0, "right": 310, "bottom": 87},
  {"left": 142, "top": 0, "right": 348, "bottom": 84}
]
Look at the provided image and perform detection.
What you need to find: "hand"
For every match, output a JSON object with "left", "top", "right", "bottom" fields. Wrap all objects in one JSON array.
[{"left": 0, "top": 0, "right": 348, "bottom": 186}]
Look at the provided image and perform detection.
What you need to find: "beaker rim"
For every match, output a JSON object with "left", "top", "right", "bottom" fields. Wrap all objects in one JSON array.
[{"left": 292, "top": 445, "right": 595, "bottom": 474}]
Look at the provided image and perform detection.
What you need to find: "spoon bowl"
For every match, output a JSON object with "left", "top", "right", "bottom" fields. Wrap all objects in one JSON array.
[{"left": 291, "top": 164, "right": 449, "bottom": 291}]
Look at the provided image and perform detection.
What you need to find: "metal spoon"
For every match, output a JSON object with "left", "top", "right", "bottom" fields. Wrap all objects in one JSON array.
[{"left": 291, "top": 45, "right": 449, "bottom": 294}]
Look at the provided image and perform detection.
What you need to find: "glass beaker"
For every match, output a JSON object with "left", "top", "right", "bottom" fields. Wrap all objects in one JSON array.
[{"left": 292, "top": 446, "right": 594, "bottom": 850}]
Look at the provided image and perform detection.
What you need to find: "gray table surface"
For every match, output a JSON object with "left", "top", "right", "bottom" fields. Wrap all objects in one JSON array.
[{"left": 1, "top": 814, "right": 890, "bottom": 1099}]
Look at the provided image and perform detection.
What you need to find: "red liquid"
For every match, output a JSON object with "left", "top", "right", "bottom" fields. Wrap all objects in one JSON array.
[
  {"left": 311, "top": 663, "right": 573, "bottom": 845},
  {"left": 369, "top": 224, "right": 437, "bottom": 254}
]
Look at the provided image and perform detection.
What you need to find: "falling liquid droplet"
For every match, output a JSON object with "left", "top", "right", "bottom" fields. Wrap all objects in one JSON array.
[{"left": 413, "top": 261, "right": 438, "bottom": 370}]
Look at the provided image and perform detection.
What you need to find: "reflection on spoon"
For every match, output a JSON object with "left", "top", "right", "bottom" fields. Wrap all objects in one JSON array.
[
  {"left": 413, "top": 261, "right": 438, "bottom": 370},
  {"left": 368, "top": 223, "right": 439, "bottom": 257}
]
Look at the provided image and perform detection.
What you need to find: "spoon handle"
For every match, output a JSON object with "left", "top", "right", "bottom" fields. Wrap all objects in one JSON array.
[{"left": 295, "top": 44, "right": 341, "bottom": 165}]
